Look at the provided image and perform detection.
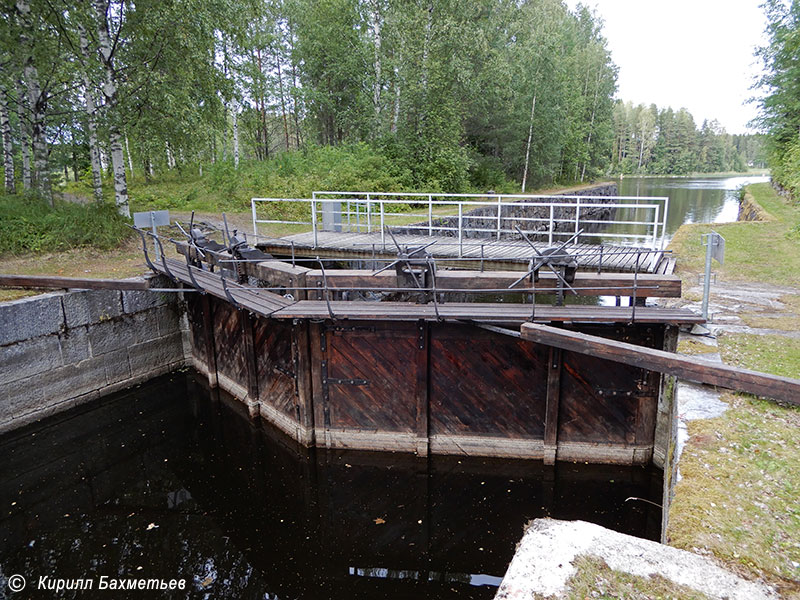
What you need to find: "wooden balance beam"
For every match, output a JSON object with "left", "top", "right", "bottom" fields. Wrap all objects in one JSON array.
[{"left": 521, "top": 323, "right": 800, "bottom": 406}]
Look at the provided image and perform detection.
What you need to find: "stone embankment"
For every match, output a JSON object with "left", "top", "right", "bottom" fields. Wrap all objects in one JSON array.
[
  {"left": 0, "top": 275, "right": 189, "bottom": 433},
  {"left": 395, "top": 182, "right": 618, "bottom": 240}
]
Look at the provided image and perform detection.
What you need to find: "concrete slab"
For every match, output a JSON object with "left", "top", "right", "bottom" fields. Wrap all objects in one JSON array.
[{"left": 495, "top": 519, "right": 777, "bottom": 600}]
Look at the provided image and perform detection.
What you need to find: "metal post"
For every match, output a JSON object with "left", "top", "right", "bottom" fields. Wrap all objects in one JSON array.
[
  {"left": 458, "top": 203, "right": 463, "bottom": 258},
  {"left": 366, "top": 193, "right": 371, "bottom": 233},
  {"left": 250, "top": 199, "right": 258, "bottom": 240},
  {"left": 574, "top": 198, "right": 580, "bottom": 245},
  {"left": 380, "top": 202, "right": 386, "bottom": 249},
  {"left": 548, "top": 205, "right": 554, "bottom": 245},
  {"left": 311, "top": 193, "right": 319, "bottom": 248},
  {"left": 702, "top": 233, "right": 715, "bottom": 320},
  {"left": 149, "top": 211, "right": 158, "bottom": 254},
  {"left": 496, "top": 194, "right": 502, "bottom": 241},
  {"left": 428, "top": 195, "right": 433, "bottom": 236}
]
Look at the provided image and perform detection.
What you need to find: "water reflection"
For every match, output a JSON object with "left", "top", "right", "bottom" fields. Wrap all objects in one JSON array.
[
  {"left": 613, "top": 174, "right": 770, "bottom": 244},
  {"left": 0, "top": 372, "right": 662, "bottom": 599}
]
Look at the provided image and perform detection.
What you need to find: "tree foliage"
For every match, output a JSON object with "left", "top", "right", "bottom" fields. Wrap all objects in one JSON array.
[
  {"left": 611, "top": 101, "right": 757, "bottom": 175},
  {"left": 754, "top": 0, "right": 800, "bottom": 195},
  {"left": 1, "top": 0, "right": 759, "bottom": 207}
]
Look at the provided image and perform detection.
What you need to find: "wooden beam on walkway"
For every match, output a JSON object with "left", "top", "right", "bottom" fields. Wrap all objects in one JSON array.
[
  {"left": 0, "top": 273, "right": 150, "bottom": 291},
  {"left": 520, "top": 323, "right": 800, "bottom": 406}
]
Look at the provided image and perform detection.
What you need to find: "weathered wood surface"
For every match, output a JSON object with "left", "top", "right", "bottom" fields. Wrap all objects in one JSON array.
[
  {"left": 153, "top": 258, "right": 701, "bottom": 325},
  {"left": 521, "top": 323, "right": 800, "bottom": 406},
  {"left": 186, "top": 298, "right": 672, "bottom": 464},
  {"left": 0, "top": 273, "right": 150, "bottom": 290},
  {"left": 273, "top": 301, "right": 703, "bottom": 325},
  {"left": 258, "top": 230, "right": 666, "bottom": 273},
  {"left": 301, "top": 269, "right": 682, "bottom": 298}
]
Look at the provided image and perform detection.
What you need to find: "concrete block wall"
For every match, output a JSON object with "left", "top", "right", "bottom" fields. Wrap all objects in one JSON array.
[{"left": 0, "top": 276, "right": 190, "bottom": 433}]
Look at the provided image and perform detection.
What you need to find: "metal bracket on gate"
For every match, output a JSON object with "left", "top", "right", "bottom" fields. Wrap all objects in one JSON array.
[
  {"left": 147, "top": 231, "right": 177, "bottom": 284},
  {"left": 220, "top": 272, "right": 241, "bottom": 310},
  {"left": 130, "top": 225, "right": 157, "bottom": 274}
]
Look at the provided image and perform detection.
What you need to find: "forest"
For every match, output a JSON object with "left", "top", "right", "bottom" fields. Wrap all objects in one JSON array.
[
  {"left": 754, "top": 0, "right": 800, "bottom": 197},
  {"left": 2, "top": 0, "right": 763, "bottom": 218}
]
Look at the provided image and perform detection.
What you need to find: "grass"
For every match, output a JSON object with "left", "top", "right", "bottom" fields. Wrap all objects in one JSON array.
[
  {"left": 667, "top": 392, "right": 800, "bottom": 596},
  {"left": 676, "top": 338, "right": 717, "bottom": 356},
  {"left": 668, "top": 182, "right": 800, "bottom": 287},
  {"left": 558, "top": 555, "right": 713, "bottom": 600},
  {"left": 666, "top": 182, "right": 800, "bottom": 597},
  {"left": 0, "top": 194, "right": 132, "bottom": 255}
]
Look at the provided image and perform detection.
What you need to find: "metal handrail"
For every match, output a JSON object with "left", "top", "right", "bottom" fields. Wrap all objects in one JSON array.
[{"left": 251, "top": 192, "right": 669, "bottom": 253}]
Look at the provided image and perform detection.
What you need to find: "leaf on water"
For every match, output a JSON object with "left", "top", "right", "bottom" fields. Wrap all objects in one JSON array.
[{"left": 373, "top": 517, "right": 386, "bottom": 525}]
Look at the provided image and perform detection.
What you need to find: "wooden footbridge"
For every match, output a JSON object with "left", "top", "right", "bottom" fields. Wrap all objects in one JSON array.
[{"left": 250, "top": 192, "right": 675, "bottom": 274}]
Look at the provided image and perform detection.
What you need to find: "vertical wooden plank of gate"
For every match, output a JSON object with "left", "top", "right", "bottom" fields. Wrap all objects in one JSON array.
[
  {"left": 308, "top": 321, "right": 329, "bottom": 448},
  {"left": 543, "top": 347, "right": 561, "bottom": 465},
  {"left": 415, "top": 319, "right": 429, "bottom": 457},
  {"left": 201, "top": 294, "right": 218, "bottom": 387},
  {"left": 241, "top": 310, "right": 260, "bottom": 417},
  {"left": 294, "top": 320, "right": 315, "bottom": 445}
]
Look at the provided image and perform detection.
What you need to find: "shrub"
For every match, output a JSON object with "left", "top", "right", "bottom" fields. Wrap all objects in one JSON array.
[{"left": 0, "top": 194, "right": 132, "bottom": 255}]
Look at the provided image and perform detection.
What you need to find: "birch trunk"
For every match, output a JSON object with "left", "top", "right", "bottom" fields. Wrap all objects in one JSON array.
[
  {"left": 275, "top": 54, "right": 290, "bottom": 150},
  {"left": 125, "top": 133, "right": 134, "bottom": 174},
  {"left": 17, "top": 0, "right": 51, "bottom": 204},
  {"left": 231, "top": 102, "right": 239, "bottom": 167},
  {"left": 580, "top": 69, "right": 602, "bottom": 183},
  {"left": 16, "top": 80, "right": 31, "bottom": 191},
  {"left": 93, "top": 0, "right": 129, "bottom": 217},
  {"left": 26, "top": 68, "right": 51, "bottom": 204},
  {"left": 369, "top": 0, "right": 382, "bottom": 135},
  {"left": 79, "top": 25, "right": 103, "bottom": 203},
  {"left": 521, "top": 95, "right": 536, "bottom": 194},
  {"left": 391, "top": 65, "right": 400, "bottom": 133},
  {"left": 0, "top": 88, "right": 15, "bottom": 193}
]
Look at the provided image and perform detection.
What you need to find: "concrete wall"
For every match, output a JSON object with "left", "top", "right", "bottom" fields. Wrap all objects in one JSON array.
[{"left": 0, "top": 275, "right": 190, "bottom": 434}]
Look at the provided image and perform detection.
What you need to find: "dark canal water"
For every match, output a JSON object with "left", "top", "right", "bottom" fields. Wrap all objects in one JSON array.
[{"left": 0, "top": 372, "right": 662, "bottom": 599}]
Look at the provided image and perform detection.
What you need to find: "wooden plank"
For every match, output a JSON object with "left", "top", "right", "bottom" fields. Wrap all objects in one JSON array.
[
  {"left": 543, "top": 347, "right": 561, "bottom": 465},
  {"left": 302, "top": 269, "right": 680, "bottom": 297},
  {"left": 520, "top": 323, "right": 800, "bottom": 406},
  {"left": 0, "top": 273, "right": 149, "bottom": 291},
  {"left": 200, "top": 294, "right": 218, "bottom": 387},
  {"left": 415, "top": 320, "right": 429, "bottom": 456},
  {"left": 293, "top": 320, "right": 315, "bottom": 444},
  {"left": 240, "top": 310, "right": 260, "bottom": 411}
]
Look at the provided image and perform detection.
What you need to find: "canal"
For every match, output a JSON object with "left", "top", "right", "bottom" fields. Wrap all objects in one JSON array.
[
  {"left": 0, "top": 372, "right": 662, "bottom": 599},
  {"left": 605, "top": 174, "right": 770, "bottom": 245}
]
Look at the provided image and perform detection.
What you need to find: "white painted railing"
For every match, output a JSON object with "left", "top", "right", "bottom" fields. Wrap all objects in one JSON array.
[{"left": 251, "top": 191, "right": 669, "bottom": 251}]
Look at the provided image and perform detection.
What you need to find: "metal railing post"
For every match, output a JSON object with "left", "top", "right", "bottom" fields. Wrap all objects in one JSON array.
[
  {"left": 548, "top": 205, "right": 554, "bottom": 245},
  {"left": 428, "top": 194, "right": 433, "bottom": 236},
  {"left": 380, "top": 201, "right": 385, "bottom": 249},
  {"left": 366, "top": 193, "right": 371, "bottom": 233},
  {"left": 574, "top": 198, "right": 581, "bottom": 244},
  {"left": 458, "top": 203, "right": 463, "bottom": 257},
  {"left": 311, "top": 193, "right": 319, "bottom": 248},
  {"left": 250, "top": 198, "right": 258, "bottom": 239},
  {"left": 496, "top": 194, "right": 502, "bottom": 240}
]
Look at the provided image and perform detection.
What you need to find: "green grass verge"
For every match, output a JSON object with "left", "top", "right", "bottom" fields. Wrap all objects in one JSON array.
[
  {"left": 667, "top": 182, "right": 800, "bottom": 596},
  {"left": 667, "top": 391, "right": 800, "bottom": 595},
  {"left": 0, "top": 194, "right": 131, "bottom": 255},
  {"left": 668, "top": 182, "right": 800, "bottom": 286}
]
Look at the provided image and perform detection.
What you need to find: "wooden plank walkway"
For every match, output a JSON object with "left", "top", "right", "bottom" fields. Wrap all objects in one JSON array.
[
  {"left": 257, "top": 231, "right": 669, "bottom": 274},
  {"left": 154, "top": 258, "right": 702, "bottom": 326}
]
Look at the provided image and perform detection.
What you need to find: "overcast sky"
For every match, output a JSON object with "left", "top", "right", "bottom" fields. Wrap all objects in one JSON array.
[{"left": 565, "top": 0, "right": 768, "bottom": 134}]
